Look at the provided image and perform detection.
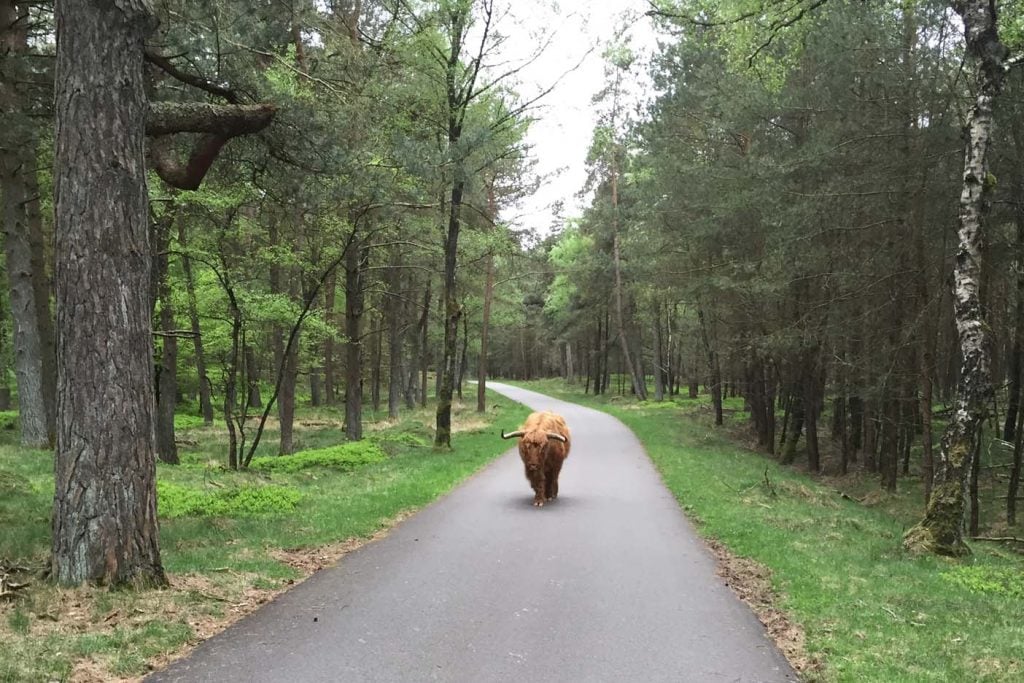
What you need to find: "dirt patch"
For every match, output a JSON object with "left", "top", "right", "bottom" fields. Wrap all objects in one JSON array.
[
  {"left": 705, "top": 538, "right": 824, "bottom": 679},
  {"left": 452, "top": 417, "right": 489, "bottom": 434}
]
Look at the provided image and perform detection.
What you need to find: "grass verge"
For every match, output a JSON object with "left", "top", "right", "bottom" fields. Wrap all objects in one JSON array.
[
  {"left": 510, "top": 378, "right": 1024, "bottom": 683},
  {"left": 0, "top": 393, "right": 528, "bottom": 682}
]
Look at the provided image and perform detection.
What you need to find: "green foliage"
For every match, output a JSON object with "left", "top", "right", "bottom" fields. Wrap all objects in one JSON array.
[
  {"left": 174, "top": 413, "right": 213, "bottom": 430},
  {"left": 941, "top": 565, "right": 1024, "bottom": 600},
  {"left": 249, "top": 442, "right": 387, "bottom": 473},
  {"left": 0, "top": 410, "right": 19, "bottom": 431},
  {"left": 157, "top": 481, "right": 302, "bottom": 518}
]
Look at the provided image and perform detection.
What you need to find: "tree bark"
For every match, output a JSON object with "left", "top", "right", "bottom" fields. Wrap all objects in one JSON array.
[
  {"left": 323, "top": 269, "right": 338, "bottom": 404},
  {"left": 51, "top": 0, "right": 165, "bottom": 586},
  {"left": 1008, "top": 405, "right": 1023, "bottom": 525},
  {"left": 177, "top": 221, "right": 214, "bottom": 424},
  {"left": 386, "top": 252, "right": 403, "bottom": 420},
  {"left": 653, "top": 304, "right": 665, "bottom": 402},
  {"left": 1, "top": 0, "right": 52, "bottom": 448},
  {"left": 477, "top": 241, "right": 495, "bottom": 412},
  {"left": 246, "top": 344, "right": 263, "bottom": 409},
  {"left": 153, "top": 209, "right": 178, "bottom": 465},
  {"left": 697, "top": 303, "right": 723, "bottom": 425},
  {"left": 905, "top": 0, "right": 1005, "bottom": 555},
  {"left": 344, "top": 237, "right": 367, "bottom": 441},
  {"left": 435, "top": 178, "right": 463, "bottom": 447}
]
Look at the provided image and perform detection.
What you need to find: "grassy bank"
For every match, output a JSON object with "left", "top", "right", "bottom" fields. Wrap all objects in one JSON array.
[
  {"left": 512, "top": 378, "right": 1024, "bottom": 682},
  {"left": 0, "top": 393, "right": 528, "bottom": 682}
]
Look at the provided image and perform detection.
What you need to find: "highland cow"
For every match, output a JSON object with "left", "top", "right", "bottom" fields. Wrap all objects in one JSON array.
[{"left": 501, "top": 411, "right": 571, "bottom": 507}]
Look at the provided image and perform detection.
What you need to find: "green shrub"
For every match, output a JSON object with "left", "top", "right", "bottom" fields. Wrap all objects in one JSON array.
[
  {"left": 941, "top": 564, "right": 1024, "bottom": 599},
  {"left": 372, "top": 431, "right": 429, "bottom": 449},
  {"left": 0, "top": 410, "right": 19, "bottom": 431},
  {"left": 157, "top": 481, "right": 301, "bottom": 518},
  {"left": 249, "top": 441, "right": 386, "bottom": 473},
  {"left": 174, "top": 414, "right": 212, "bottom": 430}
]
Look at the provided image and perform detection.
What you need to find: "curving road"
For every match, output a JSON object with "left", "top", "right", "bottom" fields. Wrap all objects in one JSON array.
[{"left": 149, "top": 383, "right": 797, "bottom": 682}]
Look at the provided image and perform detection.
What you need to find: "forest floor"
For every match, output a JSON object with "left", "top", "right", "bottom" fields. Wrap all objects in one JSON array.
[
  {"left": 507, "top": 378, "right": 1024, "bottom": 682},
  {"left": 0, "top": 392, "right": 530, "bottom": 683}
]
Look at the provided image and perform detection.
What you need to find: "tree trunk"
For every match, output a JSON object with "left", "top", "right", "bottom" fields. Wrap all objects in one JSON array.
[
  {"left": 277, "top": 332, "right": 298, "bottom": 454},
  {"left": 177, "top": 222, "right": 214, "bottom": 425},
  {"left": 153, "top": 210, "right": 178, "bottom": 465},
  {"left": 246, "top": 344, "right": 263, "bottom": 409},
  {"left": 905, "top": 0, "right": 1004, "bottom": 555},
  {"left": 418, "top": 282, "right": 430, "bottom": 407},
  {"left": 51, "top": 0, "right": 165, "bottom": 586},
  {"left": 1004, "top": 181, "right": 1024, "bottom": 442},
  {"left": 1, "top": 1, "right": 51, "bottom": 448},
  {"left": 477, "top": 240, "right": 495, "bottom": 412},
  {"left": 323, "top": 269, "right": 338, "bottom": 404},
  {"left": 386, "top": 252, "right": 403, "bottom": 420},
  {"left": 970, "top": 427, "right": 982, "bottom": 537},
  {"left": 310, "top": 367, "right": 322, "bottom": 407},
  {"left": 371, "top": 311, "right": 383, "bottom": 413},
  {"left": 653, "top": 305, "right": 665, "bottom": 402},
  {"left": 697, "top": 304, "right": 723, "bottom": 425},
  {"left": 804, "top": 364, "right": 821, "bottom": 473},
  {"left": 345, "top": 238, "right": 367, "bottom": 441},
  {"left": 1008, "top": 405, "right": 1023, "bottom": 525},
  {"left": 435, "top": 180, "right": 464, "bottom": 447},
  {"left": 456, "top": 310, "right": 468, "bottom": 401}
]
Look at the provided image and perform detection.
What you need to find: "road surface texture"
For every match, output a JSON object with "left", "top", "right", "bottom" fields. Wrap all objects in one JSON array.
[{"left": 150, "top": 383, "right": 797, "bottom": 682}]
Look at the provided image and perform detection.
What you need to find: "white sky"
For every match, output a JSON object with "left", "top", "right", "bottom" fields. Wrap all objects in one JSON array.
[{"left": 486, "top": 0, "right": 661, "bottom": 237}]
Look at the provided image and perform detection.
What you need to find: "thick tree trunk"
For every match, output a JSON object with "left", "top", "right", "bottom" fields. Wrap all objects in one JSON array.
[
  {"left": 905, "top": 0, "right": 1005, "bottom": 555},
  {"left": 51, "top": 0, "right": 165, "bottom": 586},
  {"left": 177, "top": 222, "right": 214, "bottom": 425}
]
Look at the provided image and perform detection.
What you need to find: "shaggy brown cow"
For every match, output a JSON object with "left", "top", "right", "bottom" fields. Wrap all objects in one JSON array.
[{"left": 501, "top": 411, "right": 571, "bottom": 507}]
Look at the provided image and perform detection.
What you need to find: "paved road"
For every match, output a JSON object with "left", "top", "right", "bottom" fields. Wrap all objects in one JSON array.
[{"left": 150, "top": 383, "right": 797, "bottom": 682}]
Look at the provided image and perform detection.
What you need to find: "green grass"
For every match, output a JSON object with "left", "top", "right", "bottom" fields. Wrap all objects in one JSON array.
[
  {"left": 0, "top": 392, "right": 529, "bottom": 682},
  {"left": 511, "top": 378, "right": 1024, "bottom": 682}
]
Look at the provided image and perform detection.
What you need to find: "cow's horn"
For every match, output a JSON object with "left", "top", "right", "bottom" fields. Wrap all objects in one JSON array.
[
  {"left": 546, "top": 432, "right": 567, "bottom": 442},
  {"left": 501, "top": 430, "right": 525, "bottom": 439}
]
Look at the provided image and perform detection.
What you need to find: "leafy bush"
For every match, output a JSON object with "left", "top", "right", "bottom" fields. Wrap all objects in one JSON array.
[
  {"left": 174, "top": 414, "right": 212, "bottom": 430},
  {"left": 157, "top": 481, "right": 301, "bottom": 518},
  {"left": 249, "top": 441, "right": 386, "bottom": 473},
  {"left": 372, "top": 431, "right": 429, "bottom": 449},
  {"left": 0, "top": 411, "right": 18, "bottom": 431},
  {"left": 940, "top": 564, "right": 1024, "bottom": 600}
]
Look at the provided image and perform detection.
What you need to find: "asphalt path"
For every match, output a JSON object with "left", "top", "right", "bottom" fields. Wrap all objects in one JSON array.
[{"left": 149, "top": 382, "right": 797, "bottom": 682}]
